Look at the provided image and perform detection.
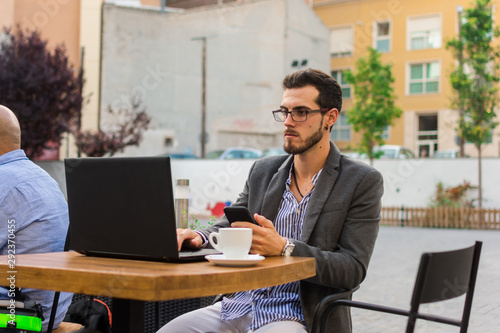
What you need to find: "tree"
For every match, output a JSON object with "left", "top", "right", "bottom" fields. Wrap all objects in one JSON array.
[
  {"left": 0, "top": 27, "right": 82, "bottom": 159},
  {"left": 345, "top": 47, "right": 402, "bottom": 165},
  {"left": 73, "top": 96, "right": 151, "bottom": 157},
  {"left": 447, "top": 0, "right": 500, "bottom": 211}
]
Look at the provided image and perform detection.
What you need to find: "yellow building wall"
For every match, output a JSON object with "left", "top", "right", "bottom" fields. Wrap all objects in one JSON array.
[
  {"left": 314, "top": 0, "right": 500, "bottom": 157},
  {"left": 0, "top": 0, "right": 15, "bottom": 28},
  {"left": 5, "top": 0, "right": 82, "bottom": 66},
  {"left": 79, "top": 0, "right": 103, "bottom": 132},
  {"left": 141, "top": 0, "right": 160, "bottom": 5}
]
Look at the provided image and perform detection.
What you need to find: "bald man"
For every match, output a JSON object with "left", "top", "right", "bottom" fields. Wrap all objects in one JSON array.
[{"left": 0, "top": 105, "right": 73, "bottom": 332}]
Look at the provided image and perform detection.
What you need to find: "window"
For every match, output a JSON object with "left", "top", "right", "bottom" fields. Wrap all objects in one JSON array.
[
  {"left": 407, "top": 14, "right": 441, "bottom": 50},
  {"left": 382, "top": 125, "right": 389, "bottom": 140},
  {"left": 330, "top": 26, "right": 354, "bottom": 57},
  {"left": 417, "top": 114, "right": 438, "bottom": 157},
  {"left": 164, "top": 137, "right": 173, "bottom": 147},
  {"left": 331, "top": 70, "right": 351, "bottom": 98},
  {"left": 408, "top": 62, "right": 440, "bottom": 94},
  {"left": 374, "top": 22, "right": 391, "bottom": 53},
  {"left": 331, "top": 112, "right": 351, "bottom": 141},
  {"left": 418, "top": 115, "right": 438, "bottom": 140}
]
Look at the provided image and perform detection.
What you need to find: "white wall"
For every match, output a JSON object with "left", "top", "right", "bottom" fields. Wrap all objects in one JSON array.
[
  {"left": 372, "top": 158, "right": 492, "bottom": 208},
  {"left": 170, "top": 158, "right": 500, "bottom": 217},
  {"left": 40, "top": 157, "right": 500, "bottom": 223}
]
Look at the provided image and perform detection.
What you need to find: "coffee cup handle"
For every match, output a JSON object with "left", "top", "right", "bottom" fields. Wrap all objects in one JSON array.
[{"left": 209, "top": 232, "right": 223, "bottom": 252}]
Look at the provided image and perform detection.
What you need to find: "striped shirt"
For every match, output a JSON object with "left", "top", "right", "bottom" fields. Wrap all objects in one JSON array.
[{"left": 221, "top": 164, "right": 323, "bottom": 330}]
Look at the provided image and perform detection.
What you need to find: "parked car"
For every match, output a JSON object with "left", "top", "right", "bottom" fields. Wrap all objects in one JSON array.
[
  {"left": 343, "top": 146, "right": 415, "bottom": 159},
  {"left": 376, "top": 145, "right": 416, "bottom": 159},
  {"left": 206, "top": 147, "right": 263, "bottom": 159},
  {"left": 167, "top": 153, "right": 199, "bottom": 159},
  {"left": 432, "top": 149, "right": 460, "bottom": 158},
  {"left": 262, "top": 146, "right": 288, "bottom": 157},
  {"left": 205, "top": 150, "right": 224, "bottom": 159},
  {"left": 343, "top": 151, "right": 363, "bottom": 159}
]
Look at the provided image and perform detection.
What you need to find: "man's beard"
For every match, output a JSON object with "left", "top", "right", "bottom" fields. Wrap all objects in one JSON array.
[{"left": 284, "top": 122, "right": 325, "bottom": 155}]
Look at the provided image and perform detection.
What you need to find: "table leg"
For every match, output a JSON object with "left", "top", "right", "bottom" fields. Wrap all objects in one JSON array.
[{"left": 112, "top": 298, "right": 145, "bottom": 333}]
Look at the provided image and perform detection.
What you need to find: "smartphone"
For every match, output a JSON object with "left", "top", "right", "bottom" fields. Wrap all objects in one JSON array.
[{"left": 223, "top": 206, "right": 259, "bottom": 225}]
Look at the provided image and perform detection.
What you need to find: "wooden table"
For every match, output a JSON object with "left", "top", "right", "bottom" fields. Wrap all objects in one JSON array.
[{"left": 0, "top": 251, "right": 316, "bottom": 332}]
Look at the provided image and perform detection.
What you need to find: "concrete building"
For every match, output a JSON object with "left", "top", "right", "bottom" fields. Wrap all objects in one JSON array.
[
  {"left": 0, "top": 0, "right": 327, "bottom": 158},
  {"left": 313, "top": 0, "right": 500, "bottom": 158},
  {"left": 100, "top": 0, "right": 329, "bottom": 157}
]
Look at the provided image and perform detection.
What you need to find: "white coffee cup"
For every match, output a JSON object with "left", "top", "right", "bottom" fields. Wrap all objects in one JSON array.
[{"left": 209, "top": 228, "right": 252, "bottom": 259}]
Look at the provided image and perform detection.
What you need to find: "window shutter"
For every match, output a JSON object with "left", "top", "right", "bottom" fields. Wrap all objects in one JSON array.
[
  {"left": 408, "top": 14, "right": 440, "bottom": 33},
  {"left": 330, "top": 26, "right": 353, "bottom": 56}
]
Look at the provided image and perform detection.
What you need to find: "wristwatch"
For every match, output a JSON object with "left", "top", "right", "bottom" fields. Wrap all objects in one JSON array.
[{"left": 281, "top": 237, "right": 295, "bottom": 256}]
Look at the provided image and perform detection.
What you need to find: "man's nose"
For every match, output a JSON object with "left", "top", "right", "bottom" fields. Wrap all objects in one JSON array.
[{"left": 283, "top": 112, "right": 295, "bottom": 125}]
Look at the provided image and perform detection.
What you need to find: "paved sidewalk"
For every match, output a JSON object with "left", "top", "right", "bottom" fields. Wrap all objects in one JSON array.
[{"left": 351, "top": 226, "right": 499, "bottom": 332}]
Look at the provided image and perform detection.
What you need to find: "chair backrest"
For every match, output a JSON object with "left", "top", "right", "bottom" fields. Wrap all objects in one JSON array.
[{"left": 407, "top": 241, "right": 482, "bottom": 332}]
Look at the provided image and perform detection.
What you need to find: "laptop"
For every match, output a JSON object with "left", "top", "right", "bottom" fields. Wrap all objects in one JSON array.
[{"left": 64, "top": 156, "right": 219, "bottom": 262}]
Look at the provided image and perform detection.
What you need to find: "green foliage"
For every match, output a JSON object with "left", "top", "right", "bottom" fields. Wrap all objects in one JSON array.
[
  {"left": 73, "top": 96, "right": 151, "bottom": 157},
  {"left": 184, "top": 210, "right": 216, "bottom": 230},
  {"left": 446, "top": 0, "right": 500, "bottom": 149},
  {"left": 344, "top": 47, "right": 402, "bottom": 165},
  {"left": 429, "top": 181, "right": 477, "bottom": 208},
  {"left": 0, "top": 27, "right": 82, "bottom": 159}
]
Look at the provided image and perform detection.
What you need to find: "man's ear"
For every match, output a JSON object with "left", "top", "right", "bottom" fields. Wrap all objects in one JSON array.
[{"left": 326, "top": 108, "right": 339, "bottom": 128}]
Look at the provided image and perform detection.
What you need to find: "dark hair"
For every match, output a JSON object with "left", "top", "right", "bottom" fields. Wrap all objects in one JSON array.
[{"left": 282, "top": 68, "right": 342, "bottom": 113}]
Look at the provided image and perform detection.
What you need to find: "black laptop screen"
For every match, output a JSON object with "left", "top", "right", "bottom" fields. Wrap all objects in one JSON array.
[{"left": 64, "top": 156, "right": 179, "bottom": 261}]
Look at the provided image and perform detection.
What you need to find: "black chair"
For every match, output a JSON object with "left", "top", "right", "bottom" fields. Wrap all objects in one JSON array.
[{"left": 311, "top": 241, "right": 482, "bottom": 333}]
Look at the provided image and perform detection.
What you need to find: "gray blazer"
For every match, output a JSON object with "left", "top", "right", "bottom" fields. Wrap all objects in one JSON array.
[{"left": 202, "top": 141, "right": 384, "bottom": 332}]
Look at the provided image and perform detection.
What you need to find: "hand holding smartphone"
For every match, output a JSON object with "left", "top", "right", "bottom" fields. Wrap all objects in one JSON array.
[{"left": 223, "top": 206, "right": 260, "bottom": 226}]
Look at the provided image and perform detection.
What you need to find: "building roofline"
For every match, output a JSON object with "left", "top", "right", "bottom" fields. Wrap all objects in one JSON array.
[
  {"left": 104, "top": 0, "right": 185, "bottom": 13},
  {"left": 312, "top": 0, "right": 365, "bottom": 9}
]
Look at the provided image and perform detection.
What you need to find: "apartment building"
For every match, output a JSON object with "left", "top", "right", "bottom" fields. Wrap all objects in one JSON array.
[{"left": 313, "top": 0, "right": 500, "bottom": 157}]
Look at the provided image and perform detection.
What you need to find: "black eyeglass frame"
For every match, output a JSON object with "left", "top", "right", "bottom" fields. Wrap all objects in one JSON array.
[{"left": 272, "top": 108, "right": 331, "bottom": 122}]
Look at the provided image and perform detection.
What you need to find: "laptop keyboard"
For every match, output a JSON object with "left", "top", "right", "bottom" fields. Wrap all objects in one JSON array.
[{"left": 179, "top": 247, "right": 221, "bottom": 258}]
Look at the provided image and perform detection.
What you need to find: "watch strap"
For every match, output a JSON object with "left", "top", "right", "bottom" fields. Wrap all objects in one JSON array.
[{"left": 281, "top": 237, "right": 295, "bottom": 256}]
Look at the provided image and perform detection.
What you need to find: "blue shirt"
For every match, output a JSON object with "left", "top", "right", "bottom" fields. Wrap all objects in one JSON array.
[
  {"left": 0, "top": 149, "right": 73, "bottom": 331},
  {"left": 221, "top": 165, "right": 322, "bottom": 330}
]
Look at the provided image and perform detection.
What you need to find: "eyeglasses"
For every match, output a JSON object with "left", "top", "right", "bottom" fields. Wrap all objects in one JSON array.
[{"left": 272, "top": 108, "right": 330, "bottom": 122}]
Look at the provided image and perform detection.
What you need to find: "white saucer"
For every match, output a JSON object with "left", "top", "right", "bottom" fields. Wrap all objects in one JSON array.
[{"left": 205, "top": 254, "right": 265, "bottom": 267}]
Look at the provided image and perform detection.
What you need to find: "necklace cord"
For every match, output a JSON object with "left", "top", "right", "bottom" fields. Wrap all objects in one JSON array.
[
  {"left": 291, "top": 155, "right": 343, "bottom": 200},
  {"left": 292, "top": 167, "right": 304, "bottom": 198}
]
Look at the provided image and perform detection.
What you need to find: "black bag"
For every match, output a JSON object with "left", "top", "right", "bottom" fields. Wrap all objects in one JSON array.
[
  {"left": 63, "top": 298, "right": 111, "bottom": 333},
  {"left": 0, "top": 303, "right": 43, "bottom": 332},
  {"left": 0, "top": 288, "right": 43, "bottom": 332}
]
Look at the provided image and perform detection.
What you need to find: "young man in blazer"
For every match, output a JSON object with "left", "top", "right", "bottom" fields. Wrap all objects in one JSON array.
[{"left": 159, "top": 68, "right": 383, "bottom": 333}]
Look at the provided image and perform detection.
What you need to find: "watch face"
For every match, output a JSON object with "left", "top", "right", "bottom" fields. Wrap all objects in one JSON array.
[{"left": 282, "top": 238, "right": 295, "bottom": 256}]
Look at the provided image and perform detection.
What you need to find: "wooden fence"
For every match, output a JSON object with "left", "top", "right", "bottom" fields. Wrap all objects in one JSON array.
[{"left": 381, "top": 206, "right": 500, "bottom": 230}]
